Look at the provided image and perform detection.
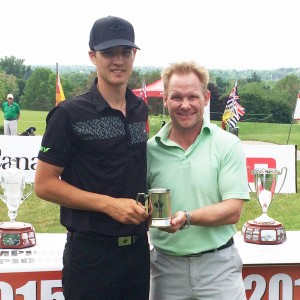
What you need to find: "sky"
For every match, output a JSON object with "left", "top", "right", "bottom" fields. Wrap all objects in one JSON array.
[{"left": 0, "top": 0, "right": 299, "bottom": 70}]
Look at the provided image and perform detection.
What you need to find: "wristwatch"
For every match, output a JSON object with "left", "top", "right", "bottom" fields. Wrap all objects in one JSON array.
[{"left": 180, "top": 211, "right": 192, "bottom": 230}]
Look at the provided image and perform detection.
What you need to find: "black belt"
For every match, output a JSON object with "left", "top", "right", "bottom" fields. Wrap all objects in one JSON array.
[
  {"left": 67, "top": 231, "right": 144, "bottom": 247},
  {"left": 5, "top": 118, "right": 16, "bottom": 121},
  {"left": 186, "top": 237, "right": 234, "bottom": 257}
]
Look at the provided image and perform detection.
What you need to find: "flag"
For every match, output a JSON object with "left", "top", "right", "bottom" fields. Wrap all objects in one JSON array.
[
  {"left": 139, "top": 78, "right": 148, "bottom": 105},
  {"left": 139, "top": 78, "right": 149, "bottom": 133},
  {"left": 55, "top": 72, "right": 65, "bottom": 106},
  {"left": 222, "top": 81, "right": 245, "bottom": 128},
  {"left": 293, "top": 91, "right": 300, "bottom": 120}
]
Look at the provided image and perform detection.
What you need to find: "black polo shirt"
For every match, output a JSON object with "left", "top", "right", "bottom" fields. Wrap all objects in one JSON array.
[{"left": 38, "top": 79, "right": 148, "bottom": 236}]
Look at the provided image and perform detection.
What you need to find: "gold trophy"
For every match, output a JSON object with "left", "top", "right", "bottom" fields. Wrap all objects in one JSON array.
[
  {"left": 242, "top": 167, "right": 287, "bottom": 245},
  {"left": 137, "top": 188, "right": 171, "bottom": 227},
  {"left": 0, "top": 158, "right": 36, "bottom": 249}
]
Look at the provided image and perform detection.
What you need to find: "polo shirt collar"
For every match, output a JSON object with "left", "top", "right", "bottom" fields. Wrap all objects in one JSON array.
[
  {"left": 155, "top": 117, "right": 213, "bottom": 146},
  {"left": 90, "top": 78, "right": 142, "bottom": 113}
]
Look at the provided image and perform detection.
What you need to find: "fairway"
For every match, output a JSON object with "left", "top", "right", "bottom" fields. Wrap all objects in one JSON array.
[{"left": 0, "top": 110, "right": 48, "bottom": 136}]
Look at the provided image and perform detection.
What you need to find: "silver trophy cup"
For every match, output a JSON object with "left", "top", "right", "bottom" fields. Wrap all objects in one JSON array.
[
  {"left": 252, "top": 168, "right": 287, "bottom": 223},
  {"left": 242, "top": 167, "right": 287, "bottom": 244},
  {"left": 0, "top": 158, "right": 36, "bottom": 248},
  {"left": 137, "top": 188, "right": 171, "bottom": 227}
]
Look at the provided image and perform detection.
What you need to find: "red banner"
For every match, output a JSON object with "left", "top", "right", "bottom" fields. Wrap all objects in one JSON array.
[
  {"left": 1, "top": 266, "right": 300, "bottom": 299},
  {"left": 0, "top": 271, "right": 63, "bottom": 300},
  {"left": 243, "top": 265, "right": 300, "bottom": 299}
]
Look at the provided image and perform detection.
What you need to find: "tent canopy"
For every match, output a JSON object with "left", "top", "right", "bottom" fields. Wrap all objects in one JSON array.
[{"left": 132, "top": 79, "right": 164, "bottom": 98}]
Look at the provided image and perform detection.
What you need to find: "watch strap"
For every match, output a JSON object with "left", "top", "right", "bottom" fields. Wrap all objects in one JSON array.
[{"left": 180, "top": 211, "right": 191, "bottom": 230}]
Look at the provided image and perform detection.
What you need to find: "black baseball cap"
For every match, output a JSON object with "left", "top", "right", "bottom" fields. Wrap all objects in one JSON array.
[{"left": 89, "top": 16, "right": 140, "bottom": 51}]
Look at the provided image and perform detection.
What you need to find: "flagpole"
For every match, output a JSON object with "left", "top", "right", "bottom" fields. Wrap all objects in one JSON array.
[
  {"left": 287, "top": 121, "right": 293, "bottom": 144},
  {"left": 55, "top": 63, "right": 58, "bottom": 107}
]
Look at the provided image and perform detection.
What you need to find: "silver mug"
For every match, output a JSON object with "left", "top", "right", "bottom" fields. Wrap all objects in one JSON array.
[{"left": 136, "top": 188, "right": 171, "bottom": 227}]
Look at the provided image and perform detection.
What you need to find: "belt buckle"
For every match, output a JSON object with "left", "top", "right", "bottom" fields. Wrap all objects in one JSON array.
[{"left": 118, "top": 236, "right": 132, "bottom": 246}]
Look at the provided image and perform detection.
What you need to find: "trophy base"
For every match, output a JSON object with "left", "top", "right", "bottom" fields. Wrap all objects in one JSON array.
[
  {"left": 0, "top": 222, "right": 36, "bottom": 249},
  {"left": 150, "top": 218, "right": 171, "bottom": 228},
  {"left": 241, "top": 220, "right": 287, "bottom": 245}
]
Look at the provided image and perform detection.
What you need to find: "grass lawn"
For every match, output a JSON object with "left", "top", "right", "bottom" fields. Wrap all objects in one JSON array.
[{"left": 0, "top": 112, "right": 300, "bottom": 232}]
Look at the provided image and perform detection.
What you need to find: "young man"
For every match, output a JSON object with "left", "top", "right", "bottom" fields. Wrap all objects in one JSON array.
[
  {"left": 2, "top": 93, "right": 20, "bottom": 135},
  {"left": 35, "top": 16, "right": 150, "bottom": 300},
  {"left": 147, "top": 61, "right": 250, "bottom": 300}
]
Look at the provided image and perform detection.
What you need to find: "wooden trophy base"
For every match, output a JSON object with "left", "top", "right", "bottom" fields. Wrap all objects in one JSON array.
[
  {"left": 0, "top": 222, "right": 36, "bottom": 249},
  {"left": 241, "top": 219, "right": 287, "bottom": 245}
]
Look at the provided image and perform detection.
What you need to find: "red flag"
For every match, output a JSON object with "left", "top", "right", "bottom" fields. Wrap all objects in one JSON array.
[
  {"left": 140, "top": 79, "right": 149, "bottom": 133},
  {"left": 56, "top": 73, "right": 65, "bottom": 106},
  {"left": 139, "top": 78, "right": 148, "bottom": 105}
]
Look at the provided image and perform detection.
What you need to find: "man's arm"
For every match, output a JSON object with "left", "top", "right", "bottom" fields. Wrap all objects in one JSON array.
[
  {"left": 34, "top": 159, "right": 148, "bottom": 225},
  {"left": 162, "top": 199, "right": 244, "bottom": 233}
]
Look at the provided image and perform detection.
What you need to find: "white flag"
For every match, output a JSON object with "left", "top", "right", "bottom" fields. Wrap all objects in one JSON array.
[{"left": 293, "top": 91, "right": 300, "bottom": 120}]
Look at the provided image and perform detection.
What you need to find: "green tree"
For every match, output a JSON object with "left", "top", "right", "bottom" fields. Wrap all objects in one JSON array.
[
  {"left": 215, "top": 76, "right": 229, "bottom": 95},
  {"left": 247, "top": 72, "right": 261, "bottom": 83},
  {"left": 237, "top": 82, "right": 269, "bottom": 121},
  {"left": 128, "top": 68, "right": 143, "bottom": 89},
  {"left": 62, "top": 72, "right": 89, "bottom": 98},
  {"left": 0, "top": 56, "right": 29, "bottom": 78},
  {"left": 208, "top": 82, "right": 222, "bottom": 120},
  {"left": 21, "top": 68, "right": 55, "bottom": 110},
  {"left": 0, "top": 71, "right": 19, "bottom": 102},
  {"left": 273, "top": 75, "right": 300, "bottom": 106},
  {"left": 268, "top": 98, "right": 292, "bottom": 123},
  {"left": 0, "top": 56, "right": 32, "bottom": 98},
  {"left": 129, "top": 67, "right": 162, "bottom": 90},
  {"left": 144, "top": 68, "right": 161, "bottom": 87}
]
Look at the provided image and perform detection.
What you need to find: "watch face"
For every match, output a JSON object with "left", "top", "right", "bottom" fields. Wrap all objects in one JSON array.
[{"left": 2, "top": 233, "right": 21, "bottom": 246}]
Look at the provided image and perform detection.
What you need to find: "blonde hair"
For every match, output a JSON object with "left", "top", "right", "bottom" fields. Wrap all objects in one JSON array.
[{"left": 161, "top": 61, "right": 209, "bottom": 97}]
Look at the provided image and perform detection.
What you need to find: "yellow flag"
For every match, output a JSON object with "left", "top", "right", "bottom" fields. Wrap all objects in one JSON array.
[
  {"left": 55, "top": 74, "right": 65, "bottom": 106},
  {"left": 222, "top": 109, "right": 234, "bottom": 122}
]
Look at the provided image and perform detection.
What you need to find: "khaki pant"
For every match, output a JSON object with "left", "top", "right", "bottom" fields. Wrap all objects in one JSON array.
[{"left": 4, "top": 120, "right": 17, "bottom": 135}]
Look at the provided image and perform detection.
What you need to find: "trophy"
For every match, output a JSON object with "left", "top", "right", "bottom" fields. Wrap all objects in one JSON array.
[
  {"left": 0, "top": 158, "right": 36, "bottom": 249},
  {"left": 242, "top": 167, "right": 287, "bottom": 245},
  {"left": 137, "top": 188, "right": 171, "bottom": 227}
]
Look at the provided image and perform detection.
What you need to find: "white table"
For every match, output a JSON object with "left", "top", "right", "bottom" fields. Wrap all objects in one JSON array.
[{"left": 1, "top": 232, "right": 299, "bottom": 300}]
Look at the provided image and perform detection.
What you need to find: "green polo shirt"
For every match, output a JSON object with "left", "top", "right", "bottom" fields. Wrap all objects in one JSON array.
[
  {"left": 2, "top": 102, "right": 20, "bottom": 120},
  {"left": 147, "top": 119, "right": 250, "bottom": 256}
]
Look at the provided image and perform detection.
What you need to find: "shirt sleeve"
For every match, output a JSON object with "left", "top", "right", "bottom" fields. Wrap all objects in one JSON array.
[
  {"left": 218, "top": 140, "right": 250, "bottom": 201},
  {"left": 38, "top": 106, "right": 73, "bottom": 167}
]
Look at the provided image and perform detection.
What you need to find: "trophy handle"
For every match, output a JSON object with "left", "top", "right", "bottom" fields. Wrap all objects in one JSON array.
[
  {"left": 136, "top": 192, "right": 146, "bottom": 204},
  {"left": 21, "top": 181, "right": 33, "bottom": 202},
  {"left": 136, "top": 193, "right": 150, "bottom": 213},
  {"left": 272, "top": 167, "right": 287, "bottom": 200}
]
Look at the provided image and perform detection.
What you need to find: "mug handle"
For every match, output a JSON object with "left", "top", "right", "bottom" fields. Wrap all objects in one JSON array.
[{"left": 136, "top": 193, "right": 150, "bottom": 213}]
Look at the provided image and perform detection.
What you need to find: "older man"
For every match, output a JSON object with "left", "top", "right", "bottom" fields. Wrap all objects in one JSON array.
[{"left": 2, "top": 93, "right": 20, "bottom": 135}]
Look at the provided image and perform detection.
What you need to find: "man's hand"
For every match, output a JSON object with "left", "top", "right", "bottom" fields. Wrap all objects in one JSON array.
[
  {"left": 106, "top": 198, "right": 149, "bottom": 224},
  {"left": 158, "top": 211, "right": 186, "bottom": 233}
]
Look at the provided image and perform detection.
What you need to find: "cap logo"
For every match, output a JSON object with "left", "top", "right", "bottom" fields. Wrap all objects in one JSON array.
[{"left": 110, "top": 21, "right": 122, "bottom": 32}]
